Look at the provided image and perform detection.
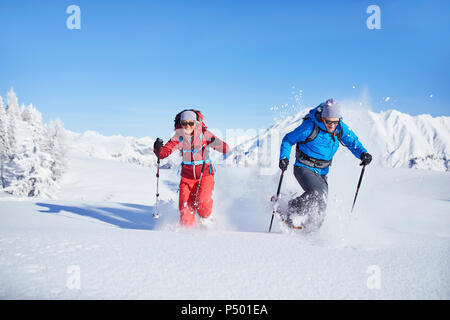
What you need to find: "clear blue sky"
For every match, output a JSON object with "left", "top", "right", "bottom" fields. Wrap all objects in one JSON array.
[{"left": 1, "top": 0, "right": 449, "bottom": 139}]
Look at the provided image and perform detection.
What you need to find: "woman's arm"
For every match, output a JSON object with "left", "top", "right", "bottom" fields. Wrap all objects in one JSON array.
[
  {"left": 204, "top": 131, "right": 229, "bottom": 154},
  {"left": 154, "top": 135, "right": 181, "bottom": 159}
]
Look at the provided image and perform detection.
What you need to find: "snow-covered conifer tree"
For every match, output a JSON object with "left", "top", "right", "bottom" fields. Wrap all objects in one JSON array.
[
  {"left": 0, "top": 97, "right": 8, "bottom": 188},
  {"left": 0, "top": 88, "right": 68, "bottom": 197},
  {"left": 46, "top": 118, "right": 68, "bottom": 182}
]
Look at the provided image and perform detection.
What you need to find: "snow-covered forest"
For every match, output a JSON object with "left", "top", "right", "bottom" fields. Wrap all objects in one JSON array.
[{"left": 0, "top": 88, "right": 67, "bottom": 197}]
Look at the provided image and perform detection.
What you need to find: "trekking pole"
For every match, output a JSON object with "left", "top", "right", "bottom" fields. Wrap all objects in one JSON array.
[
  {"left": 153, "top": 148, "right": 161, "bottom": 219},
  {"left": 269, "top": 169, "right": 286, "bottom": 232},
  {"left": 351, "top": 165, "right": 366, "bottom": 213}
]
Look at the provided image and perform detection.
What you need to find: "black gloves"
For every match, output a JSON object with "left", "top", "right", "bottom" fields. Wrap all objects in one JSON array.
[
  {"left": 360, "top": 152, "right": 372, "bottom": 166},
  {"left": 279, "top": 158, "right": 289, "bottom": 171},
  {"left": 207, "top": 137, "right": 219, "bottom": 147},
  {"left": 154, "top": 138, "right": 163, "bottom": 153}
]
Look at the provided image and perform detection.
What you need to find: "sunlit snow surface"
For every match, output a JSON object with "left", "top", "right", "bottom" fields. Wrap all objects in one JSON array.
[{"left": 1, "top": 153, "right": 449, "bottom": 299}]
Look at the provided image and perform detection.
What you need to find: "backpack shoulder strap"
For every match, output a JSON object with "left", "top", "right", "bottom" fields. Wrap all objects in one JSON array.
[
  {"left": 298, "top": 115, "right": 319, "bottom": 145},
  {"left": 336, "top": 126, "right": 346, "bottom": 146}
]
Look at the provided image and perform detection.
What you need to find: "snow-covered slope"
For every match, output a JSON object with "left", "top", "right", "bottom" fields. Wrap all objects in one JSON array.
[
  {"left": 0, "top": 153, "right": 449, "bottom": 299},
  {"left": 228, "top": 105, "right": 450, "bottom": 172}
]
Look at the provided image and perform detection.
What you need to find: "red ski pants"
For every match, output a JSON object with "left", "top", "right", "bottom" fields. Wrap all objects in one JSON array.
[{"left": 179, "top": 175, "right": 214, "bottom": 227}]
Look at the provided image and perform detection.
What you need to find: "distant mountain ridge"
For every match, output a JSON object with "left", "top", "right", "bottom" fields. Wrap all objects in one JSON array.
[
  {"left": 3, "top": 89, "right": 447, "bottom": 199},
  {"left": 65, "top": 106, "right": 449, "bottom": 173},
  {"left": 226, "top": 107, "right": 450, "bottom": 172}
]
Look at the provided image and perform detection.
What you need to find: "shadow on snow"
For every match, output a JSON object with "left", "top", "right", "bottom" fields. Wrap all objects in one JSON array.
[{"left": 36, "top": 202, "right": 163, "bottom": 230}]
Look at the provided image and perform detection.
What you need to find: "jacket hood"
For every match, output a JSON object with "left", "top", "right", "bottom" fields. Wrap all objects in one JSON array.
[{"left": 308, "top": 106, "right": 327, "bottom": 131}]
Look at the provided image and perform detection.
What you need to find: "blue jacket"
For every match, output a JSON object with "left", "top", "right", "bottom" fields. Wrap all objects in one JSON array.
[{"left": 280, "top": 106, "right": 367, "bottom": 175}]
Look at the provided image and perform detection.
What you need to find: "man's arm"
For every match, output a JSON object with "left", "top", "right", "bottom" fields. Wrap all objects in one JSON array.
[
  {"left": 279, "top": 120, "right": 314, "bottom": 160},
  {"left": 339, "top": 122, "right": 367, "bottom": 159}
]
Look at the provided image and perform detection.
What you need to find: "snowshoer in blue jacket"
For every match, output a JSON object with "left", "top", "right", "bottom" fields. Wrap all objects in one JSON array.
[{"left": 279, "top": 98, "right": 372, "bottom": 230}]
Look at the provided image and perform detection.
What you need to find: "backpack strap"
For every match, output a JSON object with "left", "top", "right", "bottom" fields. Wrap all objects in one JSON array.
[
  {"left": 335, "top": 129, "right": 345, "bottom": 146},
  {"left": 178, "top": 132, "right": 212, "bottom": 166},
  {"left": 328, "top": 125, "right": 345, "bottom": 146},
  {"left": 295, "top": 115, "right": 320, "bottom": 159},
  {"left": 299, "top": 115, "right": 320, "bottom": 144}
]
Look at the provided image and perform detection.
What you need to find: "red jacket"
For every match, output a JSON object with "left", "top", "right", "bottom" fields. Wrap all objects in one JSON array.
[{"left": 156, "top": 126, "right": 229, "bottom": 180}]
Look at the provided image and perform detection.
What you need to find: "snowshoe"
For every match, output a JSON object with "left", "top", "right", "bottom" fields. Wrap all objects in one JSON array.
[
  {"left": 270, "top": 193, "right": 305, "bottom": 231},
  {"left": 275, "top": 208, "right": 306, "bottom": 230},
  {"left": 198, "top": 215, "right": 216, "bottom": 230},
  {"left": 273, "top": 193, "right": 326, "bottom": 232}
]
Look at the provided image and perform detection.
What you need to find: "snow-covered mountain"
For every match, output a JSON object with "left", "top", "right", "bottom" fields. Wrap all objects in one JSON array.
[
  {"left": 370, "top": 109, "right": 449, "bottom": 171},
  {"left": 227, "top": 104, "right": 450, "bottom": 172},
  {"left": 66, "top": 130, "right": 159, "bottom": 168},
  {"left": 64, "top": 105, "right": 450, "bottom": 173},
  {"left": 2, "top": 89, "right": 449, "bottom": 199}
]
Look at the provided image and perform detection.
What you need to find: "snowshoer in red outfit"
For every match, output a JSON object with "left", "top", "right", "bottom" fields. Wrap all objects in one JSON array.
[{"left": 153, "top": 109, "right": 229, "bottom": 227}]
